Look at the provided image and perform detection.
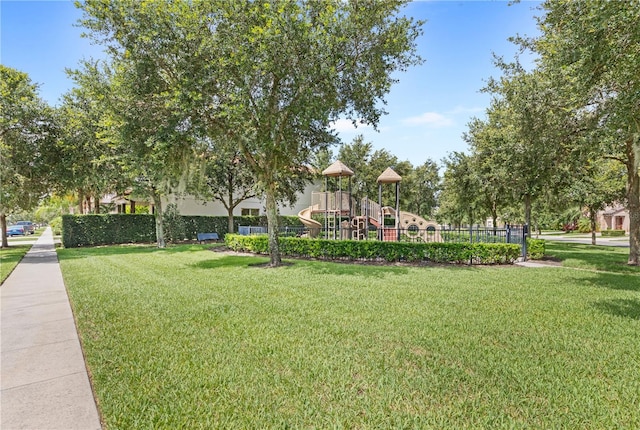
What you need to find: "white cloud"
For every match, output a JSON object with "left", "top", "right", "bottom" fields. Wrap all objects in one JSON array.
[
  {"left": 331, "top": 119, "right": 372, "bottom": 133},
  {"left": 402, "top": 112, "right": 454, "bottom": 128},
  {"left": 446, "top": 106, "right": 485, "bottom": 115}
]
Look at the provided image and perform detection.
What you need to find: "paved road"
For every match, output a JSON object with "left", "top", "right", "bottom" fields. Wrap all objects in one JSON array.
[
  {"left": 536, "top": 234, "right": 630, "bottom": 247},
  {"left": 1, "top": 227, "right": 102, "bottom": 429}
]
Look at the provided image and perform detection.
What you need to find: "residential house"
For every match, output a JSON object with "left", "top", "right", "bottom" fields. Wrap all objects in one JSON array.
[{"left": 597, "top": 204, "right": 630, "bottom": 233}]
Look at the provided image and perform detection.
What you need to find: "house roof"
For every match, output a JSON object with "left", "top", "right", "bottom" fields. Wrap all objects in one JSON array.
[
  {"left": 377, "top": 167, "right": 402, "bottom": 184},
  {"left": 322, "top": 160, "right": 354, "bottom": 177},
  {"left": 602, "top": 206, "right": 628, "bottom": 216}
]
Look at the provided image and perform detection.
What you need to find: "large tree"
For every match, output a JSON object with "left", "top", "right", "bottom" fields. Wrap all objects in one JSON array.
[
  {"left": 463, "top": 116, "right": 512, "bottom": 229},
  {"left": 403, "top": 160, "right": 440, "bottom": 219},
  {"left": 105, "top": 58, "right": 201, "bottom": 248},
  {"left": 59, "top": 61, "right": 124, "bottom": 214},
  {"left": 0, "top": 66, "right": 58, "bottom": 247},
  {"left": 79, "top": 0, "right": 423, "bottom": 265},
  {"left": 200, "top": 144, "right": 258, "bottom": 233},
  {"left": 566, "top": 159, "right": 626, "bottom": 245},
  {"left": 483, "top": 66, "right": 573, "bottom": 234},
  {"left": 532, "top": 0, "right": 640, "bottom": 264},
  {"left": 439, "top": 152, "right": 480, "bottom": 227},
  {"left": 78, "top": 1, "right": 214, "bottom": 248},
  {"left": 204, "top": 1, "right": 423, "bottom": 265}
]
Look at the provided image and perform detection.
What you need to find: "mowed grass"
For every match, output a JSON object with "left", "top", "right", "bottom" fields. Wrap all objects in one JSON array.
[
  {"left": 0, "top": 244, "right": 31, "bottom": 283},
  {"left": 58, "top": 244, "right": 640, "bottom": 429},
  {"left": 546, "top": 241, "right": 639, "bottom": 274}
]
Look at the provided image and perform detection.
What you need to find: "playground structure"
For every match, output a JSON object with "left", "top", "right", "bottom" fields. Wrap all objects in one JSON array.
[{"left": 297, "top": 160, "right": 440, "bottom": 242}]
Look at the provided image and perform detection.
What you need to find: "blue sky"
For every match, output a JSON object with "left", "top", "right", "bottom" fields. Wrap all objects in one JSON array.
[{"left": 1, "top": 0, "right": 542, "bottom": 167}]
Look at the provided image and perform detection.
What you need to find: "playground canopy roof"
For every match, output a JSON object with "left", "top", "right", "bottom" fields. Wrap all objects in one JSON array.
[
  {"left": 377, "top": 167, "right": 402, "bottom": 183},
  {"left": 322, "top": 160, "right": 355, "bottom": 177}
]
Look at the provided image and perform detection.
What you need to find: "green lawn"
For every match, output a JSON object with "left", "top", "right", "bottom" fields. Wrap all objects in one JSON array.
[
  {"left": 0, "top": 244, "right": 31, "bottom": 283},
  {"left": 546, "top": 242, "right": 638, "bottom": 274},
  {"left": 58, "top": 244, "right": 640, "bottom": 429}
]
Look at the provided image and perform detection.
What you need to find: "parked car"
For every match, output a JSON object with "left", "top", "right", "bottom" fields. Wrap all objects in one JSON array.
[
  {"left": 16, "top": 221, "right": 35, "bottom": 234},
  {"left": 6, "top": 225, "right": 27, "bottom": 236}
]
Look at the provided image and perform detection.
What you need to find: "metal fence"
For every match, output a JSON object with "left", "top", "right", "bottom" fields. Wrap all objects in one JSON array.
[{"left": 239, "top": 224, "right": 530, "bottom": 259}]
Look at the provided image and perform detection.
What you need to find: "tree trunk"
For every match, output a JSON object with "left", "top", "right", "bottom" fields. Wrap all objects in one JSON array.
[
  {"left": 227, "top": 178, "right": 235, "bottom": 235},
  {"left": 77, "top": 190, "right": 84, "bottom": 214},
  {"left": 1, "top": 212, "right": 8, "bottom": 248},
  {"left": 151, "top": 190, "right": 166, "bottom": 248},
  {"left": 491, "top": 200, "right": 498, "bottom": 235},
  {"left": 227, "top": 206, "right": 235, "bottom": 236},
  {"left": 524, "top": 194, "right": 532, "bottom": 238},
  {"left": 627, "top": 155, "right": 639, "bottom": 265},
  {"left": 94, "top": 194, "right": 100, "bottom": 214},
  {"left": 265, "top": 184, "right": 281, "bottom": 267},
  {"left": 589, "top": 207, "right": 597, "bottom": 246}
]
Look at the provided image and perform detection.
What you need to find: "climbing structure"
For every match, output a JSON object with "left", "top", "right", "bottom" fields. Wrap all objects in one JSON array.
[
  {"left": 298, "top": 161, "right": 439, "bottom": 242},
  {"left": 320, "top": 160, "right": 354, "bottom": 239}
]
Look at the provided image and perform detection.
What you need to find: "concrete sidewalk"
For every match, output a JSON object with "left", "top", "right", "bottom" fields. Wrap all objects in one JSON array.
[{"left": 1, "top": 227, "right": 101, "bottom": 429}]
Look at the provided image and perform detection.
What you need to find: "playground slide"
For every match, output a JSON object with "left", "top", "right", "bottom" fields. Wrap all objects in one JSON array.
[
  {"left": 298, "top": 207, "right": 322, "bottom": 232},
  {"left": 367, "top": 217, "right": 382, "bottom": 228}
]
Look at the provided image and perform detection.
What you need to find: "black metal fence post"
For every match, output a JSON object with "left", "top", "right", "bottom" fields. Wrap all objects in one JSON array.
[
  {"left": 469, "top": 225, "right": 473, "bottom": 265},
  {"left": 522, "top": 224, "right": 528, "bottom": 261}
]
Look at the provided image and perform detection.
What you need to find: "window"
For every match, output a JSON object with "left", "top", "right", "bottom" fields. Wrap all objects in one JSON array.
[{"left": 241, "top": 208, "right": 260, "bottom": 216}]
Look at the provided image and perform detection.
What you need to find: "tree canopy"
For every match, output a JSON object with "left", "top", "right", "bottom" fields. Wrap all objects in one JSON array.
[
  {"left": 532, "top": 0, "right": 640, "bottom": 264},
  {"left": 0, "top": 65, "right": 59, "bottom": 247},
  {"left": 78, "top": 0, "right": 424, "bottom": 265}
]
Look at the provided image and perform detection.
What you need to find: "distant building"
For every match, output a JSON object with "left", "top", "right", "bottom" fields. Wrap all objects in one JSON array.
[
  {"left": 106, "top": 181, "right": 323, "bottom": 218},
  {"left": 597, "top": 204, "right": 630, "bottom": 233}
]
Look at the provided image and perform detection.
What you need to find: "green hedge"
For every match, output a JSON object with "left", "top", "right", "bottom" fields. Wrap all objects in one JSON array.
[
  {"left": 62, "top": 214, "right": 302, "bottom": 247},
  {"left": 62, "top": 214, "right": 156, "bottom": 248},
  {"left": 225, "top": 234, "right": 522, "bottom": 265},
  {"left": 526, "top": 238, "right": 545, "bottom": 260},
  {"left": 601, "top": 229, "right": 625, "bottom": 237}
]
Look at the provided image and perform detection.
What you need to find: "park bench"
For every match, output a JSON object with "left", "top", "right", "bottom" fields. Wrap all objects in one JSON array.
[{"left": 197, "top": 232, "right": 219, "bottom": 243}]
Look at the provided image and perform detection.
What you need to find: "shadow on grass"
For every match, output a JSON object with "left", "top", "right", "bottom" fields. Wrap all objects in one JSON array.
[
  {"left": 191, "top": 255, "right": 415, "bottom": 277},
  {"left": 545, "top": 242, "right": 639, "bottom": 275},
  {"left": 291, "top": 259, "right": 412, "bottom": 277},
  {"left": 593, "top": 298, "right": 640, "bottom": 320},
  {"left": 582, "top": 271, "right": 640, "bottom": 292},
  {"left": 191, "top": 255, "right": 270, "bottom": 269},
  {"left": 57, "top": 243, "right": 217, "bottom": 260}
]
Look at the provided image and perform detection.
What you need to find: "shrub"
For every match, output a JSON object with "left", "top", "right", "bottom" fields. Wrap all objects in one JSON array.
[
  {"left": 49, "top": 216, "right": 63, "bottom": 236},
  {"left": 526, "top": 238, "right": 545, "bottom": 260},
  {"left": 601, "top": 229, "right": 625, "bottom": 237},
  {"left": 224, "top": 234, "right": 521, "bottom": 265},
  {"left": 577, "top": 217, "right": 593, "bottom": 233}
]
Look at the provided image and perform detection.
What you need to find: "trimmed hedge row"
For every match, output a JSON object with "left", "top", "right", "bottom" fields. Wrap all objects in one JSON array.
[
  {"left": 225, "top": 234, "right": 522, "bottom": 265},
  {"left": 61, "top": 214, "right": 303, "bottom": 248},
  {"left": 601, "top": 229, "right": 626, "bottom": 237},
  {"left": 62, "top": 214, "right": 156, "bottom": 248}
]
